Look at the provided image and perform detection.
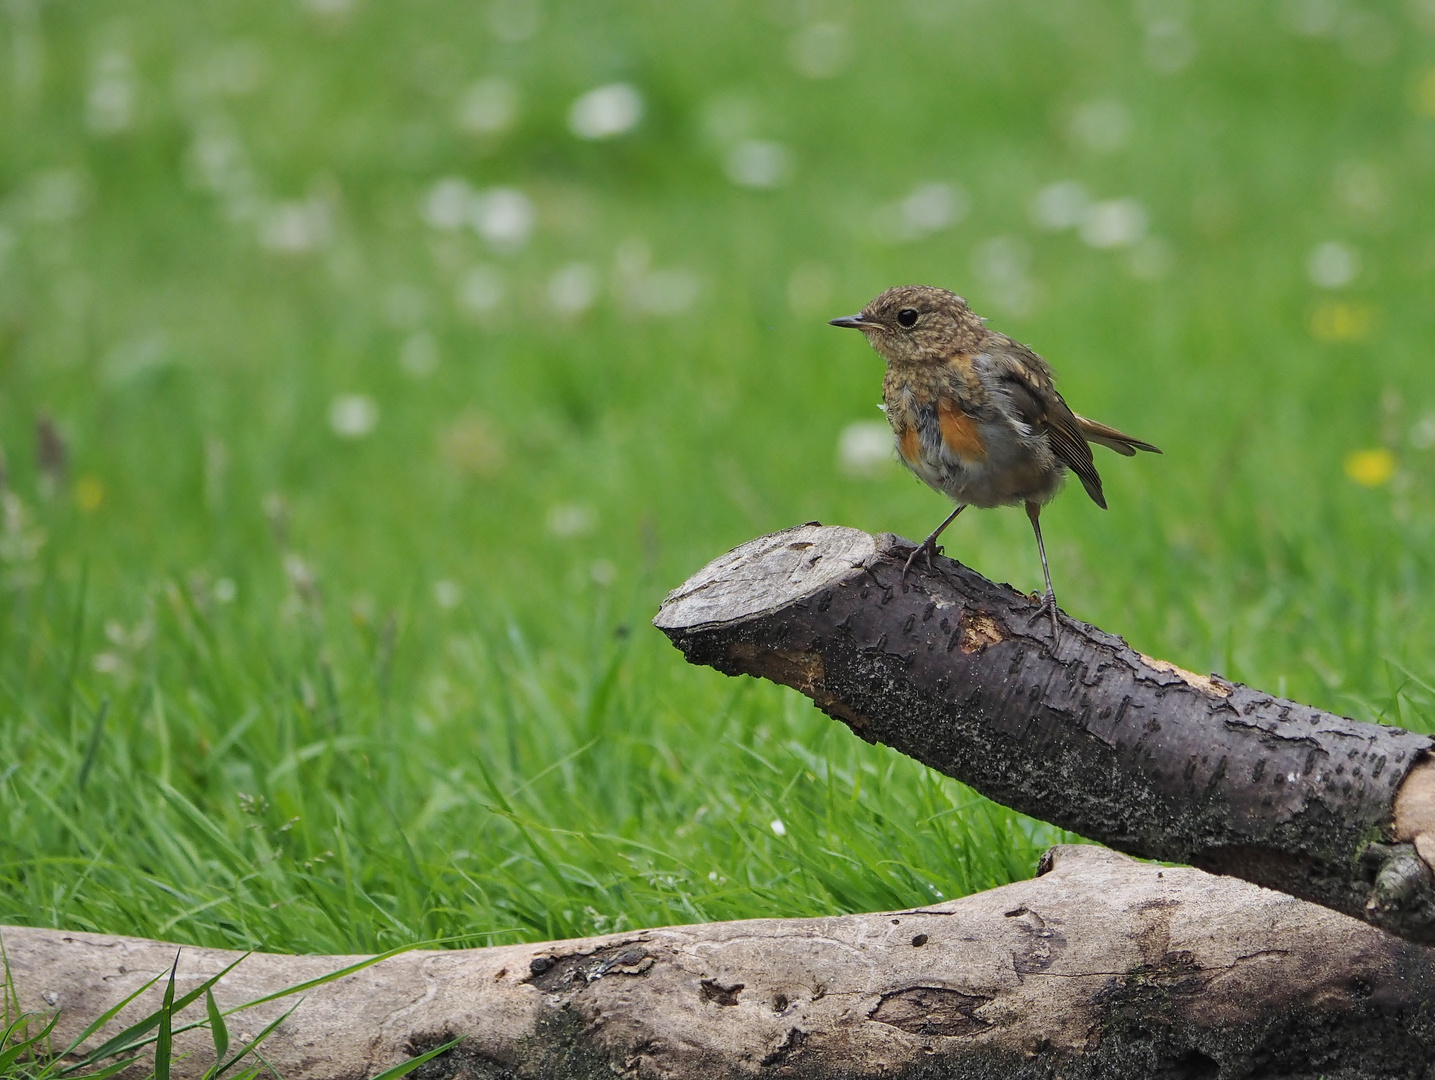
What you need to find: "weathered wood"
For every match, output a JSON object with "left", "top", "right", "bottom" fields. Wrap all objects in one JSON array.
[
  {"left": 653, "top": 524, "right": 1435, "bottom": 944},
  {"left": 8, "top": 847, "right": 1435, "bottom": 1079}
]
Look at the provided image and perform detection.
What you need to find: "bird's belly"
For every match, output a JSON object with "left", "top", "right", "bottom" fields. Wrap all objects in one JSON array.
[{"left": 903, "top": 426, "right": 1062, "bottom": 509}]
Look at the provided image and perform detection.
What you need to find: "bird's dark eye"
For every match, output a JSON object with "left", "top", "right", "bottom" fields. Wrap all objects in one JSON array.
[{"left": 897, "top": 308, "right": 919, "bottom": 328}]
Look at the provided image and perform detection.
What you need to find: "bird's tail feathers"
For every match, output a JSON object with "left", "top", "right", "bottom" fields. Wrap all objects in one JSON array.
[{"left": 1073, "top": 414, "right": 1162, "bottom": 457}]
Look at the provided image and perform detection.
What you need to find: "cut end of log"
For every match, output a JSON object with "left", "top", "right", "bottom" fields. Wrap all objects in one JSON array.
[{"left": 654, "top": 524, "right": 876, "bottom": 631}]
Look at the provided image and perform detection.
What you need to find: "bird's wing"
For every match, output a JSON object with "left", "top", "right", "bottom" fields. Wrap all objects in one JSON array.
[
  {"left": 1072, "top": 414, "right": 1162, "bottom": 456},
  {"left": 981, "top": 338, "right": 1107, "bottom": 509}
]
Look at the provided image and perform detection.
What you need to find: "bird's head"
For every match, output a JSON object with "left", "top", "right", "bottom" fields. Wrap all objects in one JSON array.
[{"left": 829, "top": 285, "right": 985, "bottom": 366}]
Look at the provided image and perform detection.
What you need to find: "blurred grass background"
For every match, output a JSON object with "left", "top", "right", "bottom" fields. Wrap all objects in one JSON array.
[{"left": 2, "top": 0, "right": 1435, "bottom": 954}]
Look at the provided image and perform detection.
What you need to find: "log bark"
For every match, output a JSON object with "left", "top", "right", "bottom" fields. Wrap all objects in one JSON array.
[
  {"left": 9, "top": 846, "right": 1435, "bottom": 1079},
  {"left": 653, "top": 524, "right": 1435, "bottom": 944}
]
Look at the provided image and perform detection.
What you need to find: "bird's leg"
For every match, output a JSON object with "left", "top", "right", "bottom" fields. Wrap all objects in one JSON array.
[
  {"left": 1025, "top": 501, "right": 1060, "bottom": 639},
  {"left": 902, "top": 504, "right": 967, "bottom": 579}
]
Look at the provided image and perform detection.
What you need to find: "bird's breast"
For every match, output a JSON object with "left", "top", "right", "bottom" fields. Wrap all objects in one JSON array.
[
  {"left": 937, "top": 397, "right": 987, "bottom": 463},
  {"left": 884, "top": 374, "right": 1062, "bottom": 508}
]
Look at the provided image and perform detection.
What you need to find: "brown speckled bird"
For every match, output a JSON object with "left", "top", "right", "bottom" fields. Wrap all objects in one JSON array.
[{"left": 830, "top": 285, "right": 1160, "bottom": 633}]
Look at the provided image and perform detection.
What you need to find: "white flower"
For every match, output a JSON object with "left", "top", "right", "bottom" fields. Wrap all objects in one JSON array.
[
  {"left": 399, "top": 331, "right": 439, "bottom": 377},
  {"left": 613, "top": 240, "right": 699, "bottom": 316},
  {"left": 625, "top": 269, "right": 699, "bottom": 316},
  {"left": 1410, "top": 414, "right": 1435, "bottom": 450},
  {"left": 1306, "top": 241, "right": 1360, "bottom": 289},
  {"left": 725, "top": 140, "right": 791, "bottom": 188},
  {"left": 900, "top": 182, "right": 966, "bottom": 233},
  {"left": 699, "top": 95, "right": 757, "bottom": 148},
  {"left": 488, "top": 0, "right": 542, "bottom": 42},
  {"left": 568, "top": 83, "right": 643, "bottom": 140},
  {"left": 1332, "top": 161, "right": 1386, "bottom": 218},
  {"left": 1143, "top": 20, "right": 1197, "bottom": 74},
  {"left": 769, "top": 818, "right": 787, "bottom": 837},
  {"left": 27, "top": 169, "right": 91, "bottom": 223},
  {"left": 548, "top": 263, "right": 598, "bottom": 316},
  {"left": 547, "top": 503, "right": 596, "bottom": 537},
  {"left": 456, "top": 265, "right": 506, "bottom": 318},
  {"left": 99, "top": 332, "right": 172, "bottom": 386},
  {"left": 1030, "top": 180, "right": 1090, "bottom": 231},
  {"left": 1068, "top": 99, "right": 1131, "bottom": 154},
  {"left": 1079, "top": 199, "right": 1148, "bottom": 249},
  {"left": 470, "top": 187, "right": 534, "bottom": 250},
  {"left": 207, "top": 41, "right": 268, "bottom": 97},
  {"left": 185, "top": 117, "right": 262, "bottom": 221},
  {"left": 283, "top": 552, "right": 317, "bottom": 592},
  {"left": 457, "top": 76, "right": 518, "bottom": 136},
  {"left": 259, "top": 197, "right": 331, "bottom": 253},
  {"left": 788, "top": 23, "right": 851, "bottom": 79},
  {"left": 837, "top": 421, "right": 894, "bottom": 477},
  {"left": 329, "top": 394, "right": 378, "bottom": 438},
  {"left": 87, "top": 50, "right": 135, "bottom": 135},
  {"left": 422, "top": 177, "right": 472, "bottom": 230},
  {"left": 93, "top": 651, "right": 125, "bottom": 675},
  {"left": 873, "top": 182, "right": 968, "bottom": 242}
]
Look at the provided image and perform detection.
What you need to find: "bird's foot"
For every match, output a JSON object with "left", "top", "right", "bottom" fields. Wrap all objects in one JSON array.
[
  {"left": 1029, "top": 590, "right": 1061, "bottom": 641},
  {"left": 900, "top": 537, "right": 942, "bottom": 580}
]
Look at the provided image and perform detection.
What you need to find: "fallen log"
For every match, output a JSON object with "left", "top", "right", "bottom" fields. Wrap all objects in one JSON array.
[
  {"left": 653, "top": 524, "right": 1435, "bottom": 944},
  {"left": 8, "top": 846, "right": 1435, "bottom": 1079}
]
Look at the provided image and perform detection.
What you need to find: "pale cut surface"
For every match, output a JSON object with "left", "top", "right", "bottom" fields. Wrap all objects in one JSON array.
[{"left": 653, "top": 524, "right": 875, "bottom": 630}]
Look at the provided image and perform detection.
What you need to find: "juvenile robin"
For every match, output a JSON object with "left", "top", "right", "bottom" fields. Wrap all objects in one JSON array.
[{"left": 830, "top": 285, "right": 1159, "bottom": 633}]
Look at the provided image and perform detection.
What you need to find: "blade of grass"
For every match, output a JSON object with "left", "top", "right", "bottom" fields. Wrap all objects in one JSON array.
[
  {"left": 153, "top": 953, "right": 179, "bottom": 1080},
  {"left": 202, "top": 989, "right": 228, "bottom": 1080},
  {"left": 60, "top": 954, "right": 247, "bottom": 1070},
  {"left": 52, "top": 972, "right": 166, "bottom": 1071},
  {"left": 208, "top": 1002, "right": 298, "bottom": 1079},
  {"left": 0, "top": 1011, "right": 60, "bottom": 1072},
  {"left": 370, "top": 1037, "right": 463, "bottom": 1080},
  {"left": 76, "top": 697, "right": 110, "bottom": 793}
]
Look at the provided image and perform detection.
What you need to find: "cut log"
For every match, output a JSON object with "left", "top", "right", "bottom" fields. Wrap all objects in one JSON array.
[
  {"left": 653, "top": 524, "right": 1435, "bottom": 944},
  {"left": 8, "top": 847, "right": 1435, "bottom": 1079}
]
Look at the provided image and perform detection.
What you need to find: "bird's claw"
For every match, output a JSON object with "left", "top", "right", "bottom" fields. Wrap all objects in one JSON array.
[
  {"left": 1030, "top": 590, "right": 1061, "bottom": 641},
  {"left": 900, "top": 538, "right": 941, "bottom": 580}
]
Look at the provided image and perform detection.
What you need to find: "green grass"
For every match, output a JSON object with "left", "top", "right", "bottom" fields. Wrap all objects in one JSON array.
[
  {"left": 2, "top": 0, "right": 1435, "bottom": 959},
  {"left": 0, "top": 939, "right": 458, "bottom": 1078}
]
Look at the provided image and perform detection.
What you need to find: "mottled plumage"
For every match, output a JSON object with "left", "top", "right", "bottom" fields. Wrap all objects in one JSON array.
[{"left": 830, "top": 285, "right": 1160, "bottom": 633}]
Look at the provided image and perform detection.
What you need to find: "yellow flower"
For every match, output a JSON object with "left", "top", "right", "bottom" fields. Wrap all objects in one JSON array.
[
  {"left": 1309, "top": 301, "right": 1373, "bottom": 343},
  {"left": 74, "top": 475, "right": 105, "bottom": 512},
  {"left": 1416, "top": 69, "right": 1435, "bottom": 118},
  {"left": 1344, "top": 448, "right": 1395, "bottom": 487}
]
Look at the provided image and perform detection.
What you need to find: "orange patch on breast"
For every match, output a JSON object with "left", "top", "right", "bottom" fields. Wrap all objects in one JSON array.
[
  {"left": 938, "top": 398, "right": 987, "bottom": 462},
  {"left": 898, "top": 426, "right": 922, "bottom": 465}
]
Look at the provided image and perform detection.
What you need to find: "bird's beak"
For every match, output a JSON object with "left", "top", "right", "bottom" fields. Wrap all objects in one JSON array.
[{"left": 828, "top": 314, "right": 867, "bottom": 330}]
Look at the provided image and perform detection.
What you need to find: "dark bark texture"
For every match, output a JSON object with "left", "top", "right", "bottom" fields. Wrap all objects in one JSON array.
[
  {"left": 9, "top": 847, "right": 1435, "bottom": 1080},
  {"left": 653, "top": 525, "right": 1435, "bottom": 944}
]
